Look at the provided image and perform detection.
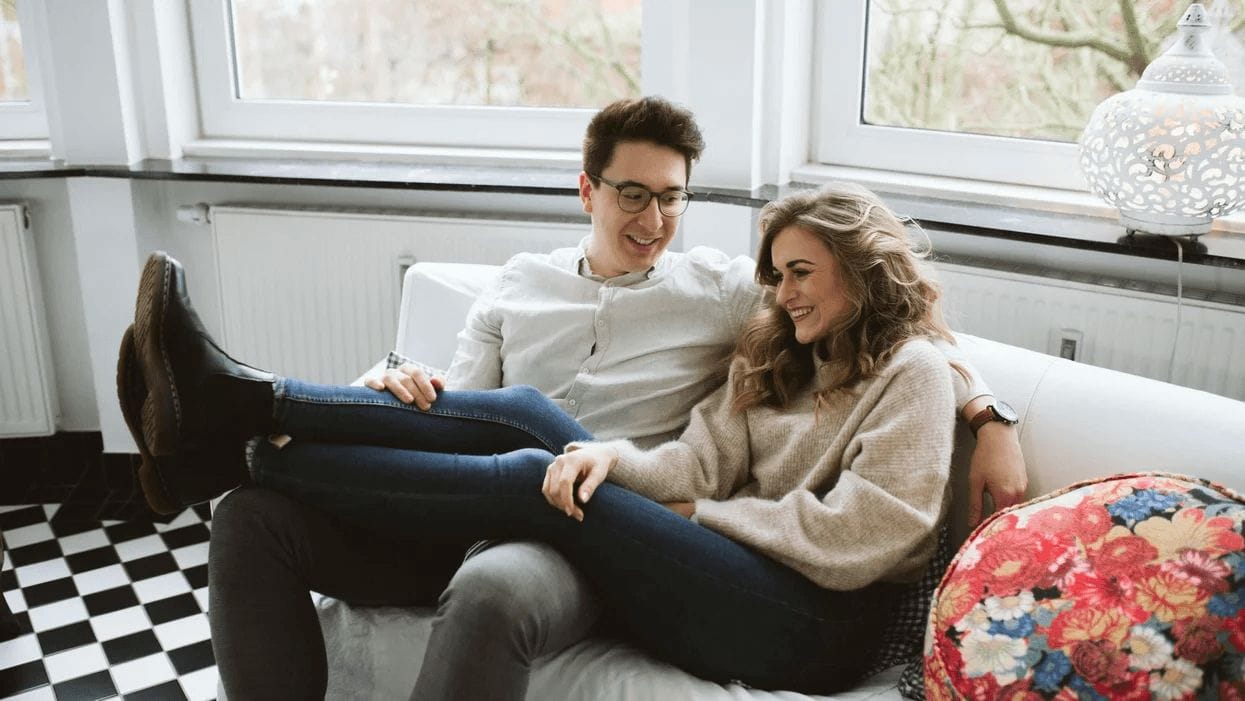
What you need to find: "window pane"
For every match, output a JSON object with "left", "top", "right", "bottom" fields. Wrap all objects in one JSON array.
[
  {"left": 0, "top": 0, "right": 30, "bottom": 102},
  {"left": 863, "top": 0, "right": 1245, "bottom": 143},
  {"left": 230, "top": 0, "right": 641, "bottom": 108}
]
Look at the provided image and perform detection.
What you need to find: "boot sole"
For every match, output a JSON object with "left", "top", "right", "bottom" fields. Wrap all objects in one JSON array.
[
  {"left": 116, "top": 325, "right": 180, "bottom": 515},
  {"left": 133, "top": 252, "right": 182, "bottom": 458}
]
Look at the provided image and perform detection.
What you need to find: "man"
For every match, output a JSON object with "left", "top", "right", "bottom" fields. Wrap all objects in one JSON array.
[{"left": 203, "top": 96, "right": 1026, "bottom": 699}]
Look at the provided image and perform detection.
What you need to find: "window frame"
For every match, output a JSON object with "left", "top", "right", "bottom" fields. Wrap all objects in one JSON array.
[
  {"left": 814, "top": 1, "right": 1087, "bottom": 191},
  {"left": 186, "top": 0, "right": 634, "bottom": 151},
  {"left": 0, "top": 0, "right": 49, "bottom": 141}
]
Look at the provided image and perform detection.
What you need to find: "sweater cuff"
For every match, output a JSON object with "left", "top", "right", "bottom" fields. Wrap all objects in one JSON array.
[
  {"left": 566, "top": 439, "right": 652, "bottom": 493},
  {"left": 690, "top": 498, "right": 722, "bottom": 528}
]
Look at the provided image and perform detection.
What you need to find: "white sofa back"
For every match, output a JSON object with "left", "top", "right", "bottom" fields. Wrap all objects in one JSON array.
[{"left": 398, "top": 261, "right": 1245, "bottom": 544}]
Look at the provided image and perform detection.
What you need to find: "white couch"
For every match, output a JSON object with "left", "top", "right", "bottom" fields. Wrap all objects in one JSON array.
[{"left": 221, "top": 261, "right": 1245, "bottom": 701}]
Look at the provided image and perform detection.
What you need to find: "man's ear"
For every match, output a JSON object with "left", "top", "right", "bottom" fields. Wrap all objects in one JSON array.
[{"left": 578, "top": 172, "right": 593, "bottom": 214}]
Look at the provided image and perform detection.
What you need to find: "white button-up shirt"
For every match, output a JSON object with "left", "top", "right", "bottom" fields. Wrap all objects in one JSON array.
[{"left": 447, "top": 242, "right": 761, "bottom": 446}]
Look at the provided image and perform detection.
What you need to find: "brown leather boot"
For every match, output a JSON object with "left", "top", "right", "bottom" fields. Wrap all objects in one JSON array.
[{"left": 117, "top": 252, "right": 271, "bottom": 514}]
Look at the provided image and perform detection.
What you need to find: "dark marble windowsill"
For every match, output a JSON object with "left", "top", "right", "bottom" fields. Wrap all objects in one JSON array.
[{"left": 3, "top": 157, "right": 1245, "bottom": 271}]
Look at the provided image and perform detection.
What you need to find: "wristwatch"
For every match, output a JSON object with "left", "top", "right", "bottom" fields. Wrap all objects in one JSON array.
[{"left": 968, "top": 400, "right": 1019, "bottom": 436}]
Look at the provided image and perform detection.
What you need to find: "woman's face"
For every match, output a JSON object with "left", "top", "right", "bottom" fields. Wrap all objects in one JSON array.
[{"left": 769, "top": 225, "right": 852, "bottom": 345}]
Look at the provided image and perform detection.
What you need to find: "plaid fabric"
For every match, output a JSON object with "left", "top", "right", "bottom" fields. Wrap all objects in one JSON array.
[
  {"left": 384, "top": 350, "right": 444, "bottom": 378},
  {"left": 861, "top": 522, "right": 953, "bottom": 700}
]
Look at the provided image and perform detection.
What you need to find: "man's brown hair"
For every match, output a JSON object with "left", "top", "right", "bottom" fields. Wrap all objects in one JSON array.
[{"left": 583, "top": 96, "right": 705, "bottom": 185}]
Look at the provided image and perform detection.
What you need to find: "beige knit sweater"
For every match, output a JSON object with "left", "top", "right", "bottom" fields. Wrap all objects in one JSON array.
[{"left": 582, "top": 338, "right": 956, "bottom": 592}]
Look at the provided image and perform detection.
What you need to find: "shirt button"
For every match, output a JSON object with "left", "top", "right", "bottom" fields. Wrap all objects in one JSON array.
[
  {"left": 596, "top": 320, "right": 604, "bottom": 327},
  {"left": 568, "top": 399, "right": 578, "bottom": 406}
]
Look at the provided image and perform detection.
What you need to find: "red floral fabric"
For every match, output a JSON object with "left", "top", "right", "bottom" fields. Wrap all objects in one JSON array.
[{"left": 925, "top": 472, "right": 1245, "bottom": 700}]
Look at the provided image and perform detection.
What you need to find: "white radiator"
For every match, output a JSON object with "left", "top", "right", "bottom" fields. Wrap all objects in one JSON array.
[
  {"left": 211, "top": 207, "right": 588, "bottom": 384},
  {"left": 0, "top": 204, "right": 58, "bottom": 437},
  {"left": 209, "top": 206, "right": 1245, "bottom": 401},
  {"left": 934, "top": 262, "right": 1245, "bottom": 401}
]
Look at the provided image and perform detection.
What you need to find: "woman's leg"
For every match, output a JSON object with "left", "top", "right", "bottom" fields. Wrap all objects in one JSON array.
[
  {"left": 250, "top": 440, "right": 891, "bottom": 693},
  {"left": 273, "top": 380, "right": 592, "bottom": 455},
  {"left": 119, "top": 250, "right": 589, "bottom": 513},
  {"left": 558, "top": 484, "right": 895, "bottom": 693}
]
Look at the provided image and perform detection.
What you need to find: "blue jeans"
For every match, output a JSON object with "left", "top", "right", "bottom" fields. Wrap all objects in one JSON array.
[{"left": 251, "top": 379, "right": 893, "bottom": 693}]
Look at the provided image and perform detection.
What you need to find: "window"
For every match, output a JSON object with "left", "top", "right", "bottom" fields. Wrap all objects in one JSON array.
[
  {"left": 816, "top": 1, "right": 1245, "bottom": 190},
  {"left": 189, "top": 0, "right": 642, "bottom": 150},
  {"left": 0, "top": 0, "right": 47, "bottom": 140}
]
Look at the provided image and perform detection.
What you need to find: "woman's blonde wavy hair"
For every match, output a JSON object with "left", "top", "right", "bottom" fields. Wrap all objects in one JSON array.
[{"left": 731, "top": 182, "right": 956, "bottom": 412}]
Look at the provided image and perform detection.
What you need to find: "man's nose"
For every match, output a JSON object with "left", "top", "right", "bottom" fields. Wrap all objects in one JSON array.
[{"left": 636, "top": 197, "right": 663, "bottom": 231}]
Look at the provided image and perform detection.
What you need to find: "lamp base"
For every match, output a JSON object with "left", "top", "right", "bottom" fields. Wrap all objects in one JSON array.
[
  {"left": 1119, "top": 230, "right": 1209, "bottom": 255},
  {"left": 1118, "top": 210, "right": 1212, "bottom": 237}
]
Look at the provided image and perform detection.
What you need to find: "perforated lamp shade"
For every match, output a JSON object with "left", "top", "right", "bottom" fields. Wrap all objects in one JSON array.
[{"left": 1079, "top": 3, "right": 1245, "bottom": 236}]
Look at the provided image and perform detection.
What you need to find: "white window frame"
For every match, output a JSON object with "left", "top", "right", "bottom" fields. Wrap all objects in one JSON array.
[
  {"left": 186, "top": 0, "right": 628, "bottom": 151},
  {"left": 0, "top": 0, "right": 48, "bottom": 142},
  {"left": 814, "top": 1, "right": 1087, "bottom": 192}
]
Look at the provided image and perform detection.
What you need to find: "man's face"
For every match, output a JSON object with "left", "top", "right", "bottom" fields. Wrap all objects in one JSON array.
[{"left": 580, "top": 140, "right": 688, "bottom": 278}]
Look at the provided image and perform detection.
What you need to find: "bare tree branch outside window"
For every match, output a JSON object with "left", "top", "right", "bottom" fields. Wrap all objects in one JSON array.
[{"left": 865, "top": 0, "right": 1245, "bottom": 142}]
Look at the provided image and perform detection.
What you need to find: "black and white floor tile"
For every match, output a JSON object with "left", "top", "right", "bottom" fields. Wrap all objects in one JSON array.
[{"left": 1, "top": 503, "right": 216, "bottom": 700}]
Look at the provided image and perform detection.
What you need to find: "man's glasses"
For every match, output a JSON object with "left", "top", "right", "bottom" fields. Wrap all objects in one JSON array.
[{"left": 592, "top": 174, "right": 694, "bottom": 217}]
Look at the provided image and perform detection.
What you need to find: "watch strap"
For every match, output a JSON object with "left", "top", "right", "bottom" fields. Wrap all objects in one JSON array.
[{"left": 969, "top": 405, "right": 1012, "bottom": 436}]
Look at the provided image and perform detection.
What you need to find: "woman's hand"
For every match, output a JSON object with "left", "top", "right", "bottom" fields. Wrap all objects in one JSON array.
[
  {"left": 967, "top": 421, "right": 1028, "bottom": 527},
  {"left": 542, "top": 444, "right": 619, "bottom": 521},
  {"left": 364, "top": 363, "right": 445, "bottom": 410},
  {"left": 661, "top": 501, "right": 696, "bottom": 518}
]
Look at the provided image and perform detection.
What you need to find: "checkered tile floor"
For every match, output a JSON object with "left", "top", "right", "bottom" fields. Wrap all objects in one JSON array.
[{"left": 1, "top": 503, "right": 216, "bottom": 700}]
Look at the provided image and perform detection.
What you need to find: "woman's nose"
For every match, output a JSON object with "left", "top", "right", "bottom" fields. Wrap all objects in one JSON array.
[{"left": 776, "top": 277, "right": 794, "bottom": 304}]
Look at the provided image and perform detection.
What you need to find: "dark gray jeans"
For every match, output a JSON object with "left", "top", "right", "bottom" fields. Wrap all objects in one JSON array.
[{"left": 208, "top": 486, "right": 600, "bottom": 701}]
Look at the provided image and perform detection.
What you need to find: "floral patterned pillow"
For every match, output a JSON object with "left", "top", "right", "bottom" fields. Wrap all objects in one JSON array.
[{"left": 924, "top": 472, "right": 1245, "bottom": 700}]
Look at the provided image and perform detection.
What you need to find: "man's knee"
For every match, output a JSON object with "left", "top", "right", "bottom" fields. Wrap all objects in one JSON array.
[
  {"left": 212, "top": 487, "right": 298, "bottom": 540},
  {"left": 442, "top": 543, "right": 555, "bottom": 618},
  {"left": 208, "top": 487, "right": 318, "bottom": 576},
  {"left": 436, "top": 542, "right": 598, "bottom": 656}
]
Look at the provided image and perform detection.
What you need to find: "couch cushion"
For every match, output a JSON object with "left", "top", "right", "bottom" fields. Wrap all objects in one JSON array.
[
  {"left": 307, "top": 595, "right": 908, "bottom": 701},
  {"left": 395, "top": 262, "right": 500, "bottom": 370},
  {"left": 925, "top": 471, "right": 1245, "bottom": 699}
]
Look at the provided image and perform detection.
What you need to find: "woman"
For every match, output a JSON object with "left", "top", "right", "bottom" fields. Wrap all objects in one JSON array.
[{"left": 119, "top": 183, "right": 957, "bottom": 695}]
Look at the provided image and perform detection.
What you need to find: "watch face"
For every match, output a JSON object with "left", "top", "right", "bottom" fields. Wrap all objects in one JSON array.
[{"left": 993, "top": 400, "right": 1019, "bottom": 423}]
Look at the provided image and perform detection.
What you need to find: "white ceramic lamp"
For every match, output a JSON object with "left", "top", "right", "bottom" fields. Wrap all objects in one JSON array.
[{"left": 1079, "top": 3, "right": 1245, "bottom": 236}]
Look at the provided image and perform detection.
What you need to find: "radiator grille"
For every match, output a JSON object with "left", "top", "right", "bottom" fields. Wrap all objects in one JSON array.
[
  {"left": 211, "top": 207, "right": 588, "bottom": 384},
  {"left": 934, "top": 262, "right": 1245, "bottom": 401},
  {"left": 0, "top": 204, "right": 57, "bottom": 436}
]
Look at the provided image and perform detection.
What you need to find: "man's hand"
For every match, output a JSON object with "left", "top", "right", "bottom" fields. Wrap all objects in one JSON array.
[
  {"left": 967, "top": 421, "right": 1028, "bottom": 528},
  {"left": 542, "top": 444, "right": 619, "bottom": 522},
  {"left": 364, "top": 363, "right": 445, "bottom": 410}
]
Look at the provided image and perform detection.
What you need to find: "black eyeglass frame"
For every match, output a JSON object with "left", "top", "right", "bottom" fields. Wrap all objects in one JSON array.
[{"left": 590, "top": 173, "right": 695, "bottom": 217}]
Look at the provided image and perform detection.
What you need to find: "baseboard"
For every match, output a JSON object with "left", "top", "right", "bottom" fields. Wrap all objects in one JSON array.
[{"left": 0, "top": 432, "right": 151, "bottom": 521}]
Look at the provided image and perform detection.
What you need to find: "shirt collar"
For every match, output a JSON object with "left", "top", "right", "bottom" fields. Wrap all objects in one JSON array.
[{"left": 573, "top": 236, "right": 667, "bottom": 284}]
